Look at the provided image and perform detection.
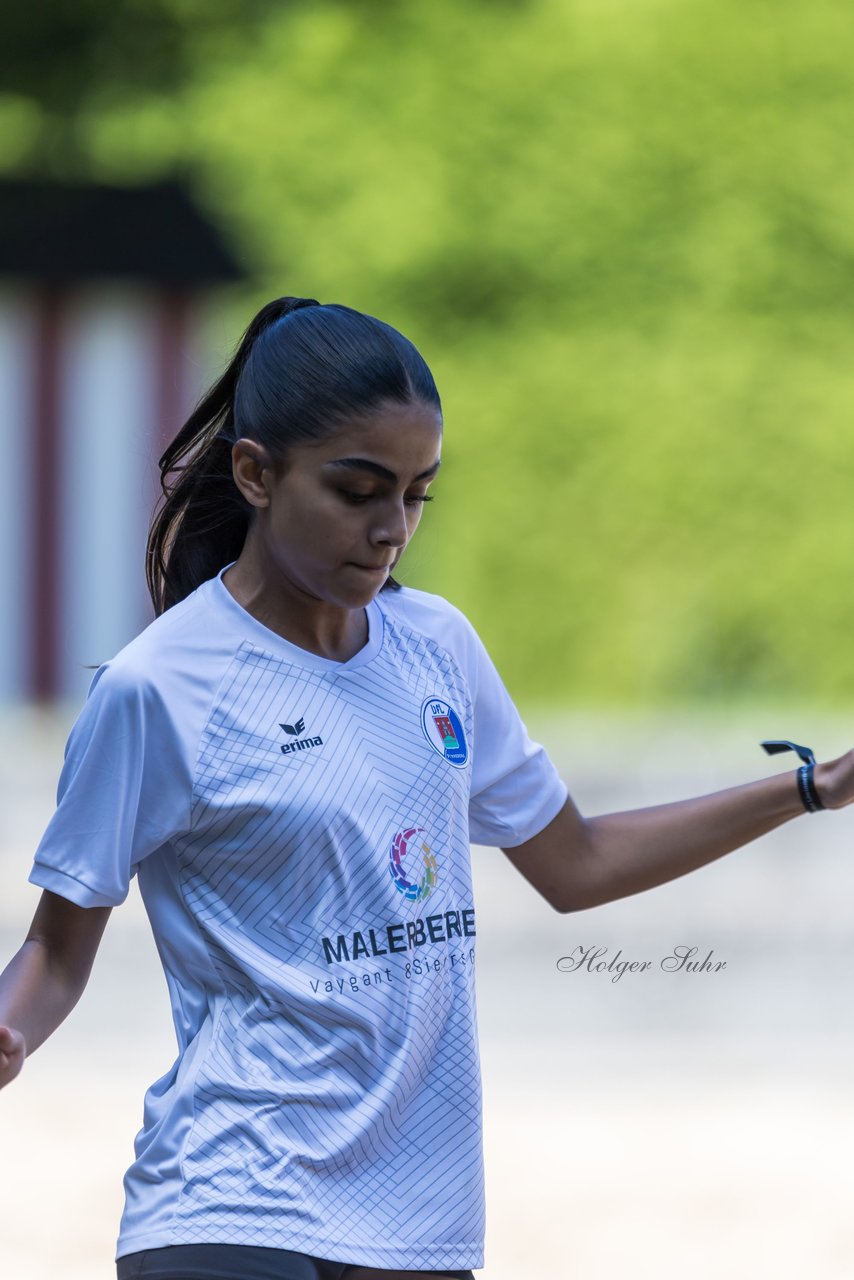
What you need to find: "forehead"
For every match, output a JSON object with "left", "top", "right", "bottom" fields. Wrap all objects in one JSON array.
[{"left": 313, "top": 400, "right": 443, "bottom": 462}]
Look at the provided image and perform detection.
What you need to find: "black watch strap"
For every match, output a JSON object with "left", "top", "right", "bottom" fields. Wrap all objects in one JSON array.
[{"left": 760, "top": 740, "right": 825, "bottom": 812}]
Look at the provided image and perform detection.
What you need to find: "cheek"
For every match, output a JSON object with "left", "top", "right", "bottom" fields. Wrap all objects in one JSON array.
[
  {"left": 406, "top": 507, "right": 426, "bottom": 536},
  {"left": 278, "top": 491, "right": 347, "bottom": 541}
]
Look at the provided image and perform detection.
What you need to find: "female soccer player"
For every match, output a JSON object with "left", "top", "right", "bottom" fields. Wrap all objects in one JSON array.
[{"left": 1, "top": 296, "right": 853, "bottom": 1280}]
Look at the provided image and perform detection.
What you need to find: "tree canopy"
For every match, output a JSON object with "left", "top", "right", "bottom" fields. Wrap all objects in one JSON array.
[{"left": 3, "top": 0, "right": 854, "bottom": 707}]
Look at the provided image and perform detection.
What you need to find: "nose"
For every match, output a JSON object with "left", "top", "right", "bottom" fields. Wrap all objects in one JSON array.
[{"left": 369, "top": 497, "right": 409, "bottom": 549}]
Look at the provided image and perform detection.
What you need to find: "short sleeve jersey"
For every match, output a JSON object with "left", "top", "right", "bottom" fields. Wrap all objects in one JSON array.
[{"left": 29, "top": 565, "right": 567, "bottom": 1272}]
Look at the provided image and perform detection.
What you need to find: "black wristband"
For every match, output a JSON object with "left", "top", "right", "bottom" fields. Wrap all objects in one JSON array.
[
  {"left": 760, "top": 739, "right": 825, "bottom": 814},
  {"left": 796, "top": 762, "right": 825, "bottom": 813}
]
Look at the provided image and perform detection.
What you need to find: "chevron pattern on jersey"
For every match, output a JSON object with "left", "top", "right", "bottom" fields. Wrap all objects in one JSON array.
[
  {"left": 31, "top": 571, "right": 566, "bottom": 1271},
  {"left": 170, "top": 622, "right": 485, "bottom": 1267}
]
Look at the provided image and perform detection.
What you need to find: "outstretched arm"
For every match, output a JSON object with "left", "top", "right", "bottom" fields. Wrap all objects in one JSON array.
[
  {"left": 0, "top": 890, "right": 112, "bottom": 1088},
  {"left": 502, "top": 750, "right": 854, "bottom": 913}
]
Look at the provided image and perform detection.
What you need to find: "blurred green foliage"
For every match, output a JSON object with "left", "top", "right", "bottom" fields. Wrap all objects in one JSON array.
[{"left": 3, "top": 0, "right": 854, "bottom": 707}]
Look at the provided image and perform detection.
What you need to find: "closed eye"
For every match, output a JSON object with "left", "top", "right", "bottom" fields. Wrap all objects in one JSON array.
[{"left": 339, "top": 491, "right": 435, "bottom": 507}]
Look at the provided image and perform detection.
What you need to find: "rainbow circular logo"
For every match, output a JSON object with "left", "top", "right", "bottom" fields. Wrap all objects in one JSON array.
[
  {"left": 420, "top": 696, "right": 468, "bottom": 767},
  {"left": 388, "top": 826, "right": 437, "bottom": 902}
]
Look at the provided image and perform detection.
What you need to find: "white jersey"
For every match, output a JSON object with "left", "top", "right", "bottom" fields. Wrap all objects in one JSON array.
[{"left": 29, "top": 565, "right": 567, "bottom": 1272}]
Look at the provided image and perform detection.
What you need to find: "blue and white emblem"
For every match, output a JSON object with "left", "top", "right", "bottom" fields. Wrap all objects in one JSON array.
[{"left": 420, "top": 696, "right": 468, "bottom": 767}]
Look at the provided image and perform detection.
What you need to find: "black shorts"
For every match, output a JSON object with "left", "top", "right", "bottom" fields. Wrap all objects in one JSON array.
[{"left": 116, "top": 1244, "right": 476, "bottom": 1280}]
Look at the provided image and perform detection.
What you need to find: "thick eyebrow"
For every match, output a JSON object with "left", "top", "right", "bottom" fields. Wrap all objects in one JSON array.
[{"left": 324, "top": 457, "right": 442, "bottom": 484}]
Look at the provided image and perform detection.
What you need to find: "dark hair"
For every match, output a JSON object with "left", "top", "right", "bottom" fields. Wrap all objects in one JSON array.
[{"left": 145, "top": 296, "right": 442, "bottom": 615}]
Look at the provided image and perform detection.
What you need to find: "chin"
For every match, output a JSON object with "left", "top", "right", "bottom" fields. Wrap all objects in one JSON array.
[{"left": 331, "top": 582, "right": 380, "bottom": 609}]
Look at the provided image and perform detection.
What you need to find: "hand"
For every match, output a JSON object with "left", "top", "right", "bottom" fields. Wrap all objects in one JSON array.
[
  {"left": 814, "top": 750, "right": 854, "bottom": 810},
  {"left": 0, "top": 1024, "right": 26, "bottom": 1089}
]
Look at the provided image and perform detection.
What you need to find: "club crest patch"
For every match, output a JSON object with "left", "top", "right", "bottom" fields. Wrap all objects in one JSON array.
[{"left": 420, "top": 696, "right": 468, "bottom": 767}]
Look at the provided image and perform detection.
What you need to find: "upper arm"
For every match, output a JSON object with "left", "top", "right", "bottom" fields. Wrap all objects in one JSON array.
[
  {"left": 28, "top": 661, "right": 193, "bottom": 908},
  {"left": 25, "top": 890, "right": 112, "bottom": 992},
  {"left": 501, "top": 796, "right": 591, "bottom": 913}
]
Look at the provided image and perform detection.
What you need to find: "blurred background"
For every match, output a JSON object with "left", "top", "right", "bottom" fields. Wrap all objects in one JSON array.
[{"left": 2, "top": 1, "right": 854, "bottom": 1276}]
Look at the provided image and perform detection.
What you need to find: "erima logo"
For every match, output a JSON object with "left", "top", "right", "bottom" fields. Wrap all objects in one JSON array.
[{"left": 279, "top": 717, "right": 323, "bottom": 756}]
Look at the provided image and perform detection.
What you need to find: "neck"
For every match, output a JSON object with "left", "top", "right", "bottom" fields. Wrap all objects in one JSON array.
[{"left": 222, "top": 540, "right": 370, "bottom": 663}]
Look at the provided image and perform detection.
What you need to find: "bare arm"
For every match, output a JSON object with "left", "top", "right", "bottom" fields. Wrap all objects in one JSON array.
[
  {"left": 0, "top": 890, "right": 112, "bottom": 1088},
  {"left": 502, "top": 751, "right": 854, "bottom": 914}
]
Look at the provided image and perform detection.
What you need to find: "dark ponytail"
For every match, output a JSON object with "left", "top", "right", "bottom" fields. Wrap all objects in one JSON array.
[{"left": 145, "top": 296, "right": 442, "bottom": 615}]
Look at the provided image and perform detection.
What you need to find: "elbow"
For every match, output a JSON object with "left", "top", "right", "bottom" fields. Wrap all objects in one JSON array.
[
  {"left": 554, "top": 860, "right": 613, "bottom": 913},
  {"left": 546, "top": 872, "right": 590, "bottom": 914},
  {"left": 553, "top": 891, "right": 591, "bottom": 915},
  {"left": 501, "top": 808, "right": 600, "bottom": 915},
  {"left": 549, "top": 887, "right": 575, "bottom": 914}
]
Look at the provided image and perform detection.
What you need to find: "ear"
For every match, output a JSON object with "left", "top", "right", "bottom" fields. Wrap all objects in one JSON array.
[{"left": 232, "top": 438, "right": 275, "bottom": 508}]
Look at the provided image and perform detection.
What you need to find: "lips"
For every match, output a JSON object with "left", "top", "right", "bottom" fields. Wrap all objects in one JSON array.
[{"left": 350, "top": 563, "right": 391, "bottom": 573}]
